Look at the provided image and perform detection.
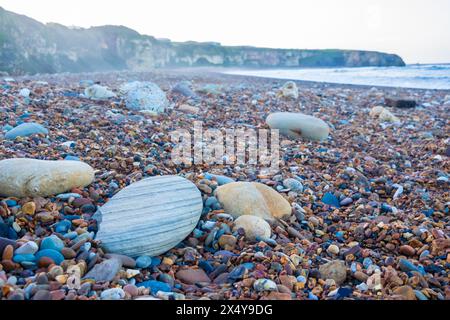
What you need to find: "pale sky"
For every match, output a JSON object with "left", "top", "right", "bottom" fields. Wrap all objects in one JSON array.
[{"left": 1, "top": 0, "right": 449, "bottom": 64}]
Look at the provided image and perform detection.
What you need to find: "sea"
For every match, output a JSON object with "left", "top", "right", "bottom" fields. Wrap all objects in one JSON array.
[{"left": 225, "top": 64, "right": 450, "bottom": 90}]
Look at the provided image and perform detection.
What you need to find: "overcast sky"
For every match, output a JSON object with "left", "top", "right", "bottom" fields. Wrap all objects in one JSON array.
[{"left": 1, "top": 0, "right": 449, "bottom": 64}]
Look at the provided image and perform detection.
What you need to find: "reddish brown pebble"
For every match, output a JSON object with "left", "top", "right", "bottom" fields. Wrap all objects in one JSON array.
[
  {"left": 266, "top": 292, "right": 292, "bottom": 300},
  {"left": 176, "top": 268, "right": 211, "bottom": 284},
  {"left": 38, "top": 257, "right": 55, "bottom": 268},
  {"left": 2, "top": 245, "right": 14, "bottom": 261},
  {"left": 50, "top": 289, "right": 66, "bottom": 300},
  {"left": 123, "top": 284, "right": 139, "bottom": 297},
  {"left": 1, "top": 260, "right": 16, "bottom": 272},
  {"left": 393, "top": 286, "right": 416, "bottom": 300},
  {"left": 72, "top": 198, "right": 92, "bottom": 208},
  {"left": 399, "top": 245, "right": 416, "bottom": 256},
  {"left": 353, "top": 271, "right": 368, "bottom": 282},
  {"left": 61, "top": 247, "right": 77, "bottom": 259}
]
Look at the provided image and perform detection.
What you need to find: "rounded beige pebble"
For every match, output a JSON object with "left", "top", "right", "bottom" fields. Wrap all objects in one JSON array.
[
  {"left": 233, "top": 215, "right": 271, "bottom": 241},
  {"left": 0, "top": 158, "right": 95, "bottom": 198},
  {"left": 215, "top": 182, "right": 292, "bottom": 221},
  {"left": 369, "top": 106, "right": 385, "bottom": 118},
  {"left": 327, "top": 244, "right": 340, "bottom": 255},
  {"left": 266, "top": 112, "right": 330, "bottom": 141}
]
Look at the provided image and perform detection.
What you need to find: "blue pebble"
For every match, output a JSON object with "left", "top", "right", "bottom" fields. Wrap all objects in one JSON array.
[
  {"left": 2, "top": 124, "right": 13, "bottom": 132},
  {"left": 202, "top": 207, "right": 211, "bottom": 216},
  {"left": 219, "top": 224, "right": 231, "bottom": 234},
  {"left": 151, "top": 257, "right": 162, "bottom": 267},
  {"left": 422, "top": 209, "right": 434, "bottom": 217},
  {"left": 416, "top": 265, "right": 426, "bottom": 276},
  {"left": 137, "top": 280, "right": 172, "bottom": 295},
  {"left": 335, "top": 231, "right": 345, "bottom": 241},
  {"left": 255, "top": 236, "right": 277, "bottom": 246},
  {"left": 35, "top": 249, "right": 65, "bottom": 265},
  {"left": 242, "top": 262, "right": 255, "bottom": 271},
  {"left": 55, "top": 220, "right": 72, "bottom": 234},
  {"left": 228, "top": 265, "right": 247, "bottom": 281},
  {"left": 56, "top": 193, "right": 82, "bottom": 200},
  {"left": 363, "top": 258, "right": 373, "bottom": 269},
  {"left": 381, "top": 203, "right": 392, "bottom": 213},
  {"left": 5, "top": 122, "right": 48, "bottom": 140},
  {"left": 419, "top": 250, "right": 430, "bottom": 260},
  {"left": 340, "top": 198, "right": 353, "bottom": 206},
  {"left": 215, "top": 229, "right": 226, "bottom": 240},
  {"left": 136, "top": 256, "right": 153, "bottom": 269},
  {"left": 5, "top": 199, "right": 17, "bottom": 207},
  {"left": 414, "top": 290, "right": 428, "bottom": 300},
  {"left": 336, "top": 287, "right": 353, "bottom": 299},
  {"left": 321, "top": 193, "right": 341, "bottom": 208},
  {"left": 40, "top": 235, "right": 65, "bottom": 252},
  {"left": 73, "top": 233, "right": 92, "bottom": 244},
  {"left": 399, "top": 259, "right": 424, "bottom": 275},
  {"left": 421, "top": 192, "right": 430, "bottom": 201},
  {"left": 204, "top": 173, "right": 235, "bottom": 185},
  {"left": 202, "top": 221, "right": 216, "bottom": 231},
  {"left": 64, "top": 155, "right": 80, "bottom": 161},
  {"left": 19, "top": 113, "right": 31, "bottom": 119},
  {"left": 109, "top": 182, "right": 119, "bottom": 190},
  {"left": 13, "top": 254, "right": 36, "bottom": 263},
  {"left": 64, "top": 215, "right": 82, "bottom": 221},
  {"left": 20, "top": 261, "right": 37, "bottom": 269},
  {"left": 63, "top": 91, "right": 79, "bottom": 98},
  {"left": 7, "top": 227, "right": 17, "bottom": 240},
  {"left": 205, "top": 197, "right": 219, "bottom": 208},
  {"left": 308, "top": 292, "right": 319, "bottom": 300},
  {"left": 24, "top": 283, "right": 36, "bottom": 299},
  {"left": 213, "top": 250, "right": 237, "bottom": 259},
  {"left": 81, "top": 242, "right": 91, "bottom": 252},
  {"left": 199, "top": 260, "right": 214, "bottom": 274},
  {"left": 64, "top": 232, "right": 78, "bottom": 240}
]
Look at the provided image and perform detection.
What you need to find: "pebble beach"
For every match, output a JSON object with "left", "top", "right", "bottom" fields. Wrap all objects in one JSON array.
[{"left": 0, "top": 69, "right": 449, "bottom": 301}]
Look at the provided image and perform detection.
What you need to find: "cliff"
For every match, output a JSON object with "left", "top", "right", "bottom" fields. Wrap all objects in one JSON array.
[{"left": 0, "top": 7, "right": 406, "bottom": 75}]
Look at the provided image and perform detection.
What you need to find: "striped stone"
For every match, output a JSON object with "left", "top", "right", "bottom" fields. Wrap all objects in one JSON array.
[{"left": 94, "top": 176, "right": 203, "bottom": 258}]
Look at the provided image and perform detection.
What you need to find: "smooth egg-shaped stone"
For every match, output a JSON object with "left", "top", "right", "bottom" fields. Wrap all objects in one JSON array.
[
  {"left": 266, "top": 112, "right": 330, "bottom": 141},
  {"left": 215, "top": 182, "right": 291, "bottom": 221},
  {"left": 0, "top": 158, "right": 95, "bottom": 198},
  {"left": 94, "top": 176, "right": 203, "bottom": 258},
  {"left": 233, "top": 215, "right": 271, "bottom": 241},
  {"left": 35, "top": 249, "right": 65, "bottom": 265},
  {"left": 5, "top": 123, "right": 48, "bottom": 140}
]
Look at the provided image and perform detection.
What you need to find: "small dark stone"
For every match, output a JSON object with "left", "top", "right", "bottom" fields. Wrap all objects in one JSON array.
[
  {"left": 36, "top": 273, "right": 49, "bottom": 285},
  {"left": 77, "top": 282, "right": 92, "bottom": 296},
  {"left": 32, "top": 290, "right": 51, "bottom": 300},
  {"left": 0, "top": 237, "right": 16, "bottom": 254},
  {"left": 385, "top": 97, "right": 417, "bottom": 108},
  {"left": 83, "top": 258, "right": 122, "bottom": 282},
  {"left": 81, "top": 204, "right": 96, "bottom": 214}
]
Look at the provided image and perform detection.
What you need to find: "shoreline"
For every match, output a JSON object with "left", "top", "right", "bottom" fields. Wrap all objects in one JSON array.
[{"left": 13, "top": 67, "right": 450, "bottom": 93}]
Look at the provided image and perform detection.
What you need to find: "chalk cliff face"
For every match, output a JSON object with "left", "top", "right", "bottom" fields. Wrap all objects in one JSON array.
[{"left": 0, "top": 7, "right": 406, "bottom": 75}]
